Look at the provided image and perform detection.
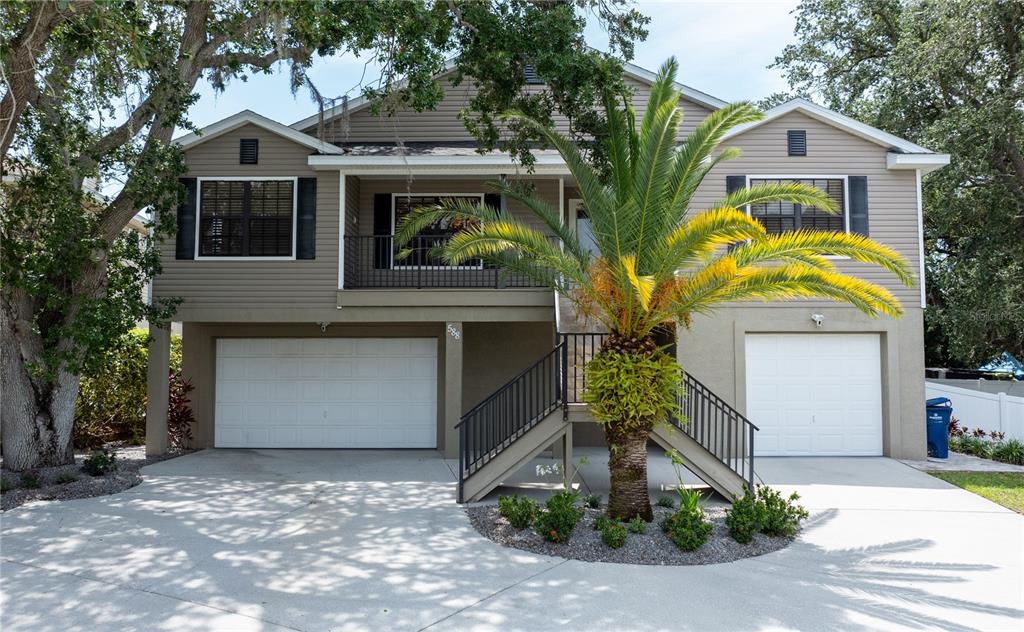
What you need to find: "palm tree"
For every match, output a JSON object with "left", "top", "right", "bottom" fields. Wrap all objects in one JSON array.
[{"left": 396, "top": 58, "right": 914, "bottom": 520}]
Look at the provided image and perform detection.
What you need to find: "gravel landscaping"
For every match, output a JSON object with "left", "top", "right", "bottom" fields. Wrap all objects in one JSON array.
[
  {"left": 467, "top": 502, "right": 794, "bottom": 565},
  {"left": 1, "top": 445, "right": 189, "bottom": 511}
]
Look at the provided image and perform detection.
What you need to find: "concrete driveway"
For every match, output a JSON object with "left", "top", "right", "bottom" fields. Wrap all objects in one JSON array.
[{"left": 1, "top": 449, "right": 1021, "bottom": 632}]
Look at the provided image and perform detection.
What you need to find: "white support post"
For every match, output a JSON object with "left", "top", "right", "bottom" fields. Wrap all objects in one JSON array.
[{"left": 338, "top": 171, "right": 346, "bottom": 290}]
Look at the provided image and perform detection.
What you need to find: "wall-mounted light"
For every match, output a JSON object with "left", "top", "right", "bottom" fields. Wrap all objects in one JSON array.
[
  {"left": 317, "top": 321, "right": 330, "bottom": 333},
  {"left": 811, "top": 313, "right": 825, "bottom": 327}
]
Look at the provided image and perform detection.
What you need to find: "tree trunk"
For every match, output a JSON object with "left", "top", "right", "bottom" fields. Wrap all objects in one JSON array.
[
  {"left": 1, "top": 301, "right": 79, "bottom": 471},
  {"left": 605, "top": 423, "right": 654, "bottom": 522}
]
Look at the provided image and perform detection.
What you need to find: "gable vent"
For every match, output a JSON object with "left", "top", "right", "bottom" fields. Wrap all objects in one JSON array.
[
  {"left": 523, "top": 64, "right": 544, "bottom": 85},
  {"left": 787, "top": 130, "right": 807, "bottom": 156},
  {"left": 239, "top": 138, "right": 259, "bottom": 164}
]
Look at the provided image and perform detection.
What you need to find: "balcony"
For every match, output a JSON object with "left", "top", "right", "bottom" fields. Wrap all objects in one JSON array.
[{"left": 343, "top": 235, "right": 548, "bottom": 290}]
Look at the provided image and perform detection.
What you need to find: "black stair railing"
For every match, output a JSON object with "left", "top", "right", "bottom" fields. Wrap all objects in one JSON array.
[{"left": 457, "top": 341, "right": 566, "bottom": 502}]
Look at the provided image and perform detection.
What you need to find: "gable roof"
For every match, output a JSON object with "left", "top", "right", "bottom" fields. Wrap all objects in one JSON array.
[
  {"left": 174, "top": 110, "right": 346, "bottom": 154},
  {"left": 288, "top": 59, "right": 727, "bottom": 131}
]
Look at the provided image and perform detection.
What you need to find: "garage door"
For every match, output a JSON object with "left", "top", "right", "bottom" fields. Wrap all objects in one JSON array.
[
  {"left": 745, "top": 334, "right": 882, "bottom": 456},
  {"left": 215, "top": 338, "right": 437, "bottom": 448}
]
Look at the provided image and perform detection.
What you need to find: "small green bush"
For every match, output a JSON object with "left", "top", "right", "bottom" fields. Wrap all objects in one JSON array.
[
  {"left": 627, "top": 515, "right": 647, "bottom": 534},
  {"left": 660, "top": 507, "right": 711, "bottom": 551},
  {"left": 497, "top": 494, "right": 538, "bottom": 530},
  {"left": 655, "top": 496, "right": 676, "bottom": 509},
  {"left": 600, "top": 521, "right": 628, "bottom": 548},
  {"left": 20, "top": 471, "right": 41, "bottom": 489},
  {"left": 593, "top": 514, "right": 614, "bottom": 531},
  {"left": 82, "top": 449, "right": 117, "bottom": 476},
  {"left": 583, "top": 493, "right": 601, "bottom": 509},
  {"left": 725, "top": 488, "right": 759, "bottom": 544},
  {"left": 55, "top": 472, "right": 79, "bottom": 485},
  {"left": 755, "top": 486, "right": 809, "bottom": 537},
  {"left": 534, "top": 490, "right": 581, "bottom": 543},
  {"left": 0, "top": 478, "right": 11, "bottom": 493},
  {"left": 992, "top": 439, "right": 1024, "bottom": 465},
  {"left": 956, "top": 436, "right": 992, "bottom": 459}
]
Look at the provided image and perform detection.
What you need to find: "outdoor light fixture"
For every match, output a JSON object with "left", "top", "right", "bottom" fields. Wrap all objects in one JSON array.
[
  {"left": 317, "top": 321, "right": 330, "bottom": 332},
  {"left": 811, "top": 313, "right": 825, "bottom": 327}
]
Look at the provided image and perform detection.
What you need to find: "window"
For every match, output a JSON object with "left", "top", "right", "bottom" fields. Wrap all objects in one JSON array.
[
  {"left": 748, "top": 178, "right": 845, "bottom": 234},
  {"left": 392, "top": 194, "right": 483, "bottom": 267},
  {"left": 198, "top": 179, "right": 295, "bottom": 257}
]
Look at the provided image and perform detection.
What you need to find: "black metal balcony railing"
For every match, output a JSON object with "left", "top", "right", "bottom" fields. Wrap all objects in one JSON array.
[{"left": 343, "top": 235, "right": 548, "bottom": 289}]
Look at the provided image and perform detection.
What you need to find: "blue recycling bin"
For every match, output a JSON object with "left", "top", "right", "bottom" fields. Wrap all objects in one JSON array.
[{"left": 926, "top": 397, "right": 953, "bottom": 458}]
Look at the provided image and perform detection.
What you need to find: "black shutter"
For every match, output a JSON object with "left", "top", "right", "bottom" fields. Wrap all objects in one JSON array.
[
  {"left": 239, "top": 139, "right": 258, "bottom": 164},
  {"left": 726, "top": 175, "right": 745, "bottom": 196},
  {"left": 373, "top": 193, "right": 391, "bottom": 269},
  {"left": 848, "top": 176, "right": 869, "bottom": 235},
  {"left": 787, "top": 130, "right": 807, "bottom": 156},
  {"left": 175, "top": 178, "right": 197, "bottom": 260},
  {"left": 296, "top": 177, "right": 316, "bottom": 259},
  {"left": 483, "top": 193, "right": 502, "bottom": 211}
]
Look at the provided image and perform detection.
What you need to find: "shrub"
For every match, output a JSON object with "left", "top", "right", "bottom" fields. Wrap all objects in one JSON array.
[
  {"left": 497, "top": 494, "right": 538, "bottom": 530},
  {"left": 0, "top": 478, "right": 11, "bottom": 493},
  {"left": 55, "top": 472, "right": 79, "bottom": 485},
  {"left": 600, "top": 521, "right": 629, "bottom": 548},
  {"left": 947, "top": 417, "right": 966, "bottom": 437},
  {"left": 957, "top": 436, "right": 992, "bottom": 459},
  {"left": 534, "top": 490, "right": 581, "bottom": 543},
  {"left": 593, "top": 514, "right": 614, "bottom": 531},
  {"left": 74, "top": 330, "right": 185, "bottom": 448},
  {"left": 725, "top": 487, "right": 759, "bottom": 544},
  {"left": 755, "top": 486, "right": 809, "bottom": 537},
  {"left": 583, "top": 493, "right": 601, "bottom": 509},
  {"left": 655, "top": 496, "right": 676, "bottom": 509},
  {"left": 20, "top": 471, "right": 41, "bottom": 489},
  {"left": 627, "top": 515, "right": 647, "bottom": 534},
  {"left": 992, "top": 439, "right": 1024, "bottom": 465},
  {"left": 660, "top": 507, "right": 711, "bottom": 551},
  {"left": 82, "top": 449, "right": 117, "bottom": 476},
  {"left": 971, "top": 427, "right": 988, "bottom": 438}
]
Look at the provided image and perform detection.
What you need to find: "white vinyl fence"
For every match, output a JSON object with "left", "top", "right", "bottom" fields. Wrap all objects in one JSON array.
[{"left": 926, "top": 381, "right": 1024, "bottom": 441}]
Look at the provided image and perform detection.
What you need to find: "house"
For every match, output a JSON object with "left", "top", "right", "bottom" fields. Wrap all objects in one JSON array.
[{"left": 146, "top": 61, "right": 949, "bottom": 501}]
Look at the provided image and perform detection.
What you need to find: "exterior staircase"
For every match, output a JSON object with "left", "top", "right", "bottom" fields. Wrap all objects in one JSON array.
[{"left": 457, "top": 331, "right": 758, "bottom": 503}]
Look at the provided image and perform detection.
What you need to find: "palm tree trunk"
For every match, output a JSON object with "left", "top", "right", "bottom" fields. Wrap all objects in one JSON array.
[{"left": 605, "top": 422, "right": 654, "bottom": 521}]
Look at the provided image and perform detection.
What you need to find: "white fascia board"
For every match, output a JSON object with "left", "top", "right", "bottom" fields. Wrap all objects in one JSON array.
[
  {"left": 307, "top": 153, "right": 569, "bottom": 176},
  {"left": 887, "top": 152, "right": 951, "bottom": 174},
  {"left": 621, "top": 62, "right": 727, "bottom": 110},
  {"left": 722, "top": 98, "right": 938, "bottom": 155},
  {"left": 174, "top": 110, "right": 346, "bottom": 155}
]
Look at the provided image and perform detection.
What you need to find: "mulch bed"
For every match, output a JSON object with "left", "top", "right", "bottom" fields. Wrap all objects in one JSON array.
[
  {"left": 1, "top": 444, "right": 189, "bottom": 511},
  {"left": 467, "top": 503, "right": 794, "bottom": 565}
]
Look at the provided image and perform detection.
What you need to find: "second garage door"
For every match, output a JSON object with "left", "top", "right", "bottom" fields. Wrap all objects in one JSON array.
[
  {"left": 215, "top": 338, "right": 437, "bottom": 448},
  {"left": 745, "top": 334, "right": 883, "bottom": 456}
]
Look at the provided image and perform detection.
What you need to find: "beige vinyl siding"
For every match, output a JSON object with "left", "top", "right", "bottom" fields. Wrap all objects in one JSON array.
[
  {"left": 692, "top": 111, "right": 921, "bottom": 306},
  {"left": 154, "top": 123, "right": 339, "bottom": 310},
  {"left": 304, "top": 75, "right": 712, "bottom": 144}
]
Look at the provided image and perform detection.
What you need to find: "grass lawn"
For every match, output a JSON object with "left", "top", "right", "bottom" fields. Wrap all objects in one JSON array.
[{"left": 930, "top": 471, "right": 1024, "bottom": 514}]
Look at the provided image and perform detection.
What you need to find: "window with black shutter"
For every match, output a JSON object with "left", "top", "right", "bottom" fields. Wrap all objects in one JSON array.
[
  {"left": 392, "top": 194, "right": 484, "bottom": 267},
  {"left": 787, "top": 130, "right": 807, "bottom": 156},
  {"left": 239, "top": 138, "right": 259, "bottom": 164},
  {"left": 749, "top": 178, "right": 845, "bottom": 234},
  {"left": 198, "top": 179, "right": 294, "bottom": 257}
]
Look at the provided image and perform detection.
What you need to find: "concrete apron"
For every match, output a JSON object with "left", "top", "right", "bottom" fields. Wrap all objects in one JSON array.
[{"left": 1, "top": 448, "right": 1021, "bottom": 632}]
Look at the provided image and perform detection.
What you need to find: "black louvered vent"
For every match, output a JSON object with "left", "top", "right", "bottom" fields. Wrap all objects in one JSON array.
[
  {"left": 239, "top": 138, "right": 259, "bottom": 164},
  {"left": 523, "top": 64, "right": 544, "bottom": 85},
  {"left": 787, "top": 130, "right": 807, "bottom": 156}
]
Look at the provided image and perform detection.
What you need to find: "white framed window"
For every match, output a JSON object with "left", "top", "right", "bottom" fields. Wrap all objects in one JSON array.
[
  {"left": 390, "top": 193, "right": 485, "bottom": 269},
  {"left": 745, "top": 175, "right": 849, "bottom": 235},
  {"left": 196, "top": 177, "right": 298, "bottom": 259}
]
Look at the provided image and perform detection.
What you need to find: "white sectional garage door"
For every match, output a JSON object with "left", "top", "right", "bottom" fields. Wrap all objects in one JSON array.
[
  {"left": 215, "top": 338, "right": 437, "bottom": 448},
  {"left": 745, "top": 334, "right": 882, "bottom": 456}
]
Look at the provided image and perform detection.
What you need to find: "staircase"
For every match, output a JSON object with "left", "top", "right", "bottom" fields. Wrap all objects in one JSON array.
[{"left": 456, "top": 332, "right": 758, "bottom": 503}]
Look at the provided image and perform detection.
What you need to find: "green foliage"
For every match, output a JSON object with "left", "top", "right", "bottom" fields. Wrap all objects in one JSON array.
[
  {"left": 725, "top": 488, "right": 759, "bottom": 544},
  {"left": 0, "top": 479, "right": 11, "bottom": 493},
  {"left": 627, "top": 515, "right": 647, "bottom": 534},
  {"left": 55, "top": 472, "right": 79, "bottom": 485},
  {"left": 660, "top": 506, "right": 712, "bottom": 552},
  {"left": 773, "top": 0, "right": 1024, "bottom": 366},
  {"left": 81, "top": 449, "right": 117, "bottom": 477},
  {"left": 953, "top": 436, "right": 993, "bottom": 459},
  {"left": 992, "top": 440, "right": 1024, "bottom": 466},
  {"left": 593, "top": 514, "right": 614, "bottom": 531},
  {"left": 168, "top": 372, "right": 196, "bottom": 450},
  {"left": 583, "top": 493, "right": 602, "bottom": 509},
  {"left": 534, "top": 489, "right": 582, "bottom": 543},
  {"left": 497, "top": 494, "right": 539, "bottom": 530},
  {"left": 655, "top": 496, "right": 676, "bottom": 509},
  {"left": 600, "top": 521, "right": 629, "bottom": 548},
  {"left": 19, "top": 471, "right": 41, "bottom": 489},
  {"left": 754, "top": 486, "right": 809, "bottom": 538},
  {"left": 583, "top": 349, "right": 681, "bottom": 430}
]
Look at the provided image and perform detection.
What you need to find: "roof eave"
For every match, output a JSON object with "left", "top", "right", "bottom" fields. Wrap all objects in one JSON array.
[{"left": 175, "top": 110, "right": 346, "bottom": 155}]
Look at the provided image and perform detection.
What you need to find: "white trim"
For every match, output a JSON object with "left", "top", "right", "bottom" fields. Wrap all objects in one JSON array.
[
  {"left": 722, "top": 98, "right": 938, "bottom": 156},
  {"left": 390, "top": 192, "right": 485, "bottom": 270},
  {"left": 307, "top": 152, "right": 569, "bottom": 175},
  {"left": 620, "top": 62, "right": 727, "bottom": 110},
  {"left": 175, "top": 110, "right": 345, "bottom": 155},
  {"left": 338, "top": 171, "right": 346, "bottom": 290},
  {"left": 194, "top": 176, "right": 298, "bottom": 261},
  {"left": 888, "top": 152, "right": 951, "bottom": 174},
  {"left": 916, "top": 169, "right": 926, "bottom": 309},
  {"left": 744, "top": 174, "right": 851, "bottom": 237}
]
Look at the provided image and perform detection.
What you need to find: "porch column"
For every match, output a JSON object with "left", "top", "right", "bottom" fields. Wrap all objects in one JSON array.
[
  {"left": 444, "top": 322, "right": 463, "bottom": 458},
  {"left": 146, "top": 324, "right": 170, "bottom": 455}
]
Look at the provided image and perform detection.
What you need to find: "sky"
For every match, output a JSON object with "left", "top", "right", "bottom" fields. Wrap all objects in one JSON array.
[{"left": 185, "top": 1, "right": 801, "bottom": 131}]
